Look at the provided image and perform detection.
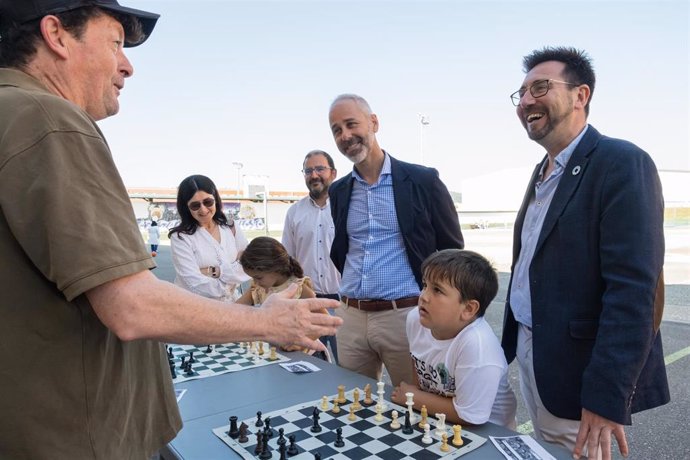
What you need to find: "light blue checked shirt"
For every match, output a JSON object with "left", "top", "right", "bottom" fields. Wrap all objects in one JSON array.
[
  {"left": 339, "top": 154, "right": 420, "bottom": 300},
  {"left": 510, "top": 126, "right": 588, "bottom": 327}
]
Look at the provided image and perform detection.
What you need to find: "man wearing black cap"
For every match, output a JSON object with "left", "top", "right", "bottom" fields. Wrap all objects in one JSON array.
[{"left": 0, "top": 2, "right": 341, "bottom": 458}]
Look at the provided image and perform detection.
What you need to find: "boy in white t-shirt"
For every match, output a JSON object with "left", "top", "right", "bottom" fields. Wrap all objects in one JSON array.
[{"left": 391, "top": 249, "right": 517, "bottom": 429}]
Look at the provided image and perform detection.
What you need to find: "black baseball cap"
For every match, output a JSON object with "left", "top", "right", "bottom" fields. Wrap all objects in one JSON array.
[{"left": 0, "top": 0, "right": 159, "bottom": 47}]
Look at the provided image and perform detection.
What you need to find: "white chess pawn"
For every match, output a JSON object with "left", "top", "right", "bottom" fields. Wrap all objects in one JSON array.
[
  {"left": 321, "top": 396, "right": 329, "bottom": 411},
  {"left": 435, "top": 413, "right": 447, "bottom": 437},
  {"left": 390, "top": 410, "right": 400, "bottom": 429},
  {"left": 421, "top": 425, "right": 433, "bottom": 445},
  {"left": 374, "top": 404, "right": 384, "bottom": 422}
]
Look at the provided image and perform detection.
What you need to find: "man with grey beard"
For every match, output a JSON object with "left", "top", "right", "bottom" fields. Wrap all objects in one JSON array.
[{"left": 327, "top": 94, "right": 464, "bottom": 386}]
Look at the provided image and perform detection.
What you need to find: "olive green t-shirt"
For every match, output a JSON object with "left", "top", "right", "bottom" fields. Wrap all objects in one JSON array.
[{"left": 0, "top": 69, "right": 181, "bottom": 459}]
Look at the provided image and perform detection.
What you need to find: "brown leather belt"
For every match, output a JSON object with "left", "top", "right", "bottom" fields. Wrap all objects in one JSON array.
[{"left": 341, "top": 296, "right": 419, "bottom": 312}]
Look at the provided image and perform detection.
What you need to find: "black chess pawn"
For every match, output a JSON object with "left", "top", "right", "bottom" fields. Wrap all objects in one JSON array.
[
  {"left": 238, "top": 422, "right": 249, "bottom": 443},
  {"left": 255, "top": 411, "right": 264, "bottom": 427},
  {"left": 184, "top": 360, "right": 194, "bottom": 376},
  {"left": 277, "top": 428, "right": 286, "bottom": 446},
  {"left": 169, "top": 362, "right": 177, "bottom": 379},
  {"left": 205, "top": 344, "right": 212, "bottom": 353},
  {"left": 402, "top": 411, "right": 413, "bottom": 434},
  {"left": 188, "top": 351, "right": 196, "bottom": 363},
  {"left": 287, "top": 434, "right": 298, "bottom": 456},
  {"left": 179, "top": 355, "right": 187, "bottom": 369},
  {"left": 313, "top": 453, "right": 321, "bottom": 460},
  {"left": 167, "top": 346, "right": 174, "bottom": 359},
  {"left": 228, "top": 415, "right": 240, "bottom": 439},
  {"left": 334, "top": 427, "right": 345, "bottom": 448},
  {"left": 310, "top": 407, "right": 322, "bottom": 433}
]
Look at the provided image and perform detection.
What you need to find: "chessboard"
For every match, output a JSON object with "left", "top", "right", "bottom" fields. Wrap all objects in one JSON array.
[
  {"left": 166, "top": 342, "right": 290, "bottom": 383},
  {"left": 213, "top": 388, "right": 486, "bottom": 459}
]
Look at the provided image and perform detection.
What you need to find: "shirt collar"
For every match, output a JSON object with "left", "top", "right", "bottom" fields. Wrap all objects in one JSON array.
[
  {"left": 539, "top": 125, "right": 589, "bottom": 177},
  {"left": 352, "top": 150, "right": 392, "bottom": 184}
]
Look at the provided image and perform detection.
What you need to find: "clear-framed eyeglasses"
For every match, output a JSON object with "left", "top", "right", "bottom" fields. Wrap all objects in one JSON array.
[
  {"left": 302, "top": 166, "right": 333, "bottom": 176},
  {"left": 510, "top": 79, "right": 578, "bottom": 106}
]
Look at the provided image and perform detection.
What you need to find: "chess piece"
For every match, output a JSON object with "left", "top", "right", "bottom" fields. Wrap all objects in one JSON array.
[
  {"left": 363, "top": 383, "right": 374, "bottom": 405},
  {"left": 167, "top": 346, "right": 174, "bottom": 359},
  {"left": 238, "top": 422, "right": 249, "bottom": 443},
  {"left": 169, "top": 361, "right": 176, "bottom": 379},
  {"left": 402, "top": 410, "right": 413, "bottom": 434},
  {"left": 314, "top": 454, "right": 321, "bottom": 460},
  {"left": 334, "top": 427, "right": 345, "bottom": 448},
  {"left": 347, "top": 404, "right": 356, "bottom": 421},
  {"left": 239, "top": 341, "right": 245, "bottom": 350},
  {"left": 255, "top": 411, "right": 264, "bottom": 427},
  {"left": 452, "top": 424, "right": 463, "bottom": 446},
  {"left": 258, "top": 341, "right": 265, "bottom": 356},
  {"left": 264, "top": 417, "right": 274, "bottom": 437},
  {"left": 259, "top": 432, "right": 272, "bottom": 459},
  {"left": 278, "top": 442, "right": 287, "bottom": 460},
  {"left": 337, "top": 384, "right": 346, "bottom": 404},
  {"left": 374, "top": 404, "right": 384, "bottom": 422},
  {"left": 228, "top": 415, "right": 240, "bottom": 439},
  {"left": 205, "top": 344, "right": 212, "bottom": 353},
  {"left": 351, "top": 387, "right": 361, "bottom": 410},
  {"left": 434, "top": 413, "right": 447, "bottom": 437},
  {"left": 179, "top": 355, "right": 187, "bottom": 369},
  {"left": 376, "top": 381, "right": 387, "bottom": 411},
  {"left": 188, "top": 351, "right": 196, "bottom": 363},
  {"left": 419, "top": 405, "right": 428, "bottom": 429},
  {"left": 332, "top": 399, "right": 340, "bottom": 414},
  {"left": 287, "top": 435, "right": 299, "bottom": 456},
  {"left": 269, "top": 346, "right": 277, "bottom": 360},
  {"left": 421, "top": 425, "right": 433, "bottom": 445},
  {"left": 405, "top": 391, "right": 416, "bottom": 424},
  {"left": 310, "top": 407, "right": 322, "bottom": 433},
  {"left": 254, "top": 432, "right": 263, "bottom": 455},
  {"left": 184, "top": 361, "right": 194, "bottom": 376},
  {"left": 321, "top": 396, "right": 329, "bottom": 411},
  {"left": 390, "top": 410, "right": 400, "bottom": 429},
  {"left": 440, "top": 434, "right": 450, "bottom": 452},
  {"left": 277, "top": 427, "right": 286, "bottom": 446}
]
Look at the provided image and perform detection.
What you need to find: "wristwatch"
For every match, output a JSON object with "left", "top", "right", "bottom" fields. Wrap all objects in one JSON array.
[{"left": 202, "top": 266, "right": 220, "bottom": 278}]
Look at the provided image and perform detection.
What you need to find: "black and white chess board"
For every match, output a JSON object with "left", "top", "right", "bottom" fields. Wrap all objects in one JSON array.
[
  {"left": 167, "top": 342, "right": 290, "bottom": 383},
  {"left": 213, "top": 389, "right": 486, "bottom": 459}
]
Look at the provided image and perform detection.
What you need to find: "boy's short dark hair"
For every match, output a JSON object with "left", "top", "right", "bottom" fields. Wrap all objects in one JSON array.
[{"left": 421, "top": 249, "right": 498, "bottom": 317}]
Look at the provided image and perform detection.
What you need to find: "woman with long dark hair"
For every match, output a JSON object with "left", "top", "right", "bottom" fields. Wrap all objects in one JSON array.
[{"left": 169, "top": 175, "right": 249, "bottom": 301}]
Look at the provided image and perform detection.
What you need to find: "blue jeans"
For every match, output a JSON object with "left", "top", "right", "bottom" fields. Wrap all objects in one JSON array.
[{"left": 316, "top": 294, "right": 339, "bottom": 364}]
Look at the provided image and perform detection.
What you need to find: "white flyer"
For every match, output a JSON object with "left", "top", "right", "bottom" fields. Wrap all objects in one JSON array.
[
  {"left": 490, "top": 435, "right": 556, "bottom": 460},
  {"left": 279, "top": 360, "right": 321, "bottom": 373}
]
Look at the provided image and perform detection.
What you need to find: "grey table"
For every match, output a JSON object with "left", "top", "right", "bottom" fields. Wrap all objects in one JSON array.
[{"left": 162, "top": 352, "right": 571, "bottom": 460}]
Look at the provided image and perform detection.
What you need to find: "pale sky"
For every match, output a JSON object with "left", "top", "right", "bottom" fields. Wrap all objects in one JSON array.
[{"left": 100, "top": 0, "right": 690, "bottom": 194}]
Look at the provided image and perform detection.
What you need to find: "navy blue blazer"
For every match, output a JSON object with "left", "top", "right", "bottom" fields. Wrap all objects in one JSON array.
[
  {"left": 329, "top": 154, "right": 464, "bottom": 289},
  {"left": 502, "top": 125, "right": 670, "bottom": 424}
]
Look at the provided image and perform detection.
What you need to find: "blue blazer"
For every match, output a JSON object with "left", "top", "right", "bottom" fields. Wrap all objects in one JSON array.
[
  {"left": 329, "top": 154, "right": 464, "bottom": 288},
  {"left": 501, "top": 125, "right": 670, "bottom": 424}
]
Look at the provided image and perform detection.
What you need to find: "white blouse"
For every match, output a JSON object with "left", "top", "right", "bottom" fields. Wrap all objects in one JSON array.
[{"left": 170, "top": 224, "right": 250, "bottom": 301}]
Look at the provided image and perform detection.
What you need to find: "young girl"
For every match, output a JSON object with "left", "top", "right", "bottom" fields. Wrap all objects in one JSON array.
[{"left": 236, "top": 237, "right": 329, "bottom": 359}]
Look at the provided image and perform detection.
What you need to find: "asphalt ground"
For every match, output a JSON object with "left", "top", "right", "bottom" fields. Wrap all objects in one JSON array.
[{"left": 151, "top": 226, "right": 690, "bottom": 460}]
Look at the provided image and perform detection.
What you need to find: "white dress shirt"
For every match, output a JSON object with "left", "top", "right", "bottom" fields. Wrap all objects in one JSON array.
[
  {"left": 282, "top": 196, "right": 340, "bottom": 295},
  {"left": 171, "top": 224, "right": 250, "bottom": 301}
]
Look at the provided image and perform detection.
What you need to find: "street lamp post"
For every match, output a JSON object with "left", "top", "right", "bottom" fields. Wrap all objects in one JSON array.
[
  {"left": 231, "top": 162, "right": 243, "bottom": 199},
  {"left": 418, "top": 114, "right": 430, "bottom": 164}
]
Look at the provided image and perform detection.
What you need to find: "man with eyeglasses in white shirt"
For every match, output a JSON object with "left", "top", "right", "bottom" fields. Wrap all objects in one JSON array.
[{"left": 282, "top": 150, "right": 341, "bottom": 362}]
